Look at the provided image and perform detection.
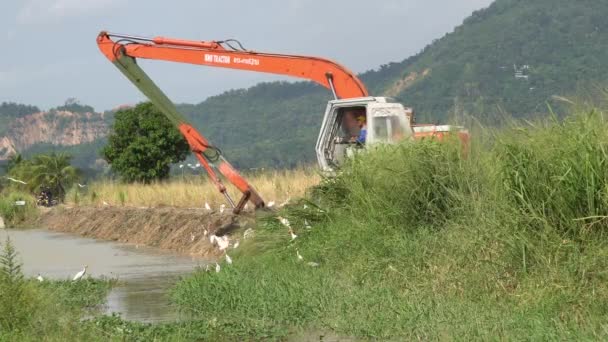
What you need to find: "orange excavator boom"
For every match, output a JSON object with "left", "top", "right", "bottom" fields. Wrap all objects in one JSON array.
[
  {"left": 96, "top": 32, "right": 369, "bottom": 213},
  {"left": 97, "top": 32, "right": 368, "bottom": 99}
]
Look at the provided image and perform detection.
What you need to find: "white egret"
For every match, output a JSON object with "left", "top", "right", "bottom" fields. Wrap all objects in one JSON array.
[
  {"left": 203, "top": 228, "right": 209, "bottom": 236},
  {"left": 225, "top": 254, "right": 233, "bottom": 264},
  {"left": 304, "top": 219, "right": 312, "bottom": 229},
  {"left": 289, "top": 229, "right": 298, "bottom": 241},
  {"left": 303, "top": 204, "right": 309, "bottom": 209},
  {"left": 73, "top": 265, "right": 88, "bottom": 281},
  {"left": 220, "top": 204, "right": 226, "bottom": 214},
  {"left": 210, "top": 234, "right": 217, "bottom": 244},
  {"left": 36, "top": 274, "right": 44, "bottom": 282},
  {"left": 216, "top": 235, "right": 230, "bottom": 251},
  {"left": 77, "top": 183, "right": 87, "bottom": 188},
  {"left": 278, "top": 216, "right": 291, "bottom": 228},
  {"left": 4, "top": 177, "right": 27, "bottom": 185},
  {"left": 215, "top": 263, "right": 221, "bottom": 273},
  {"left": 204, "top": 202, "right": 211, "bottom": 211},
  {"left": 233, "top": 240, "right": 240, "bottom": 249},
  {"left": 102, "top": 201, "right": 109, "bottom": 206},
  {"left": 296, "top": 250, "right": 304, "bottom": 261},
  {"left": 267, "top": 201, "right": 275, "bottom": 208},
  {"left": 190, "top": 233, "right": 196, "bottom": 242}
]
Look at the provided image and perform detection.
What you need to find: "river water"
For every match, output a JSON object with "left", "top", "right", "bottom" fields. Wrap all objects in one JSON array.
[{"left": 0, "top": 228, "right": 206, "bottom": 323}]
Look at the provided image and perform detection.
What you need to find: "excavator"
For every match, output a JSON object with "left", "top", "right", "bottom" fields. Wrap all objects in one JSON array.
[{"left": 97, "top": 32, "right": 468, "bottom": 214}]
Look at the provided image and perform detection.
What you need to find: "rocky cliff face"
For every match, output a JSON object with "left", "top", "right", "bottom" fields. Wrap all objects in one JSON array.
[{"left": 0, "top": 110, "right": 110, "bottom": 160}]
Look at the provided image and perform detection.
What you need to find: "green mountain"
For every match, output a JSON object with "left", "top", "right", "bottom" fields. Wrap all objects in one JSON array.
[
  {"left": 4, "top": 0, "right": 608, "bottom": 172},
  {"left": 379, "top": 0, "right": 608, "bottom": 120},
  {"left": 177, "top": 0, "right": 608, "bottom": 168}
]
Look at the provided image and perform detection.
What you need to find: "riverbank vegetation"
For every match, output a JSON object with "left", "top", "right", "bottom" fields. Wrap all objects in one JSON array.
[
  {"left": 169, "top": 107, "right": 608, "bottom": 339},
  {"left": 0, "top": 237, "right": 113, "bottom": 341},
  {"left": 4, "top": 108, "right": 608, "bottom": 340}
]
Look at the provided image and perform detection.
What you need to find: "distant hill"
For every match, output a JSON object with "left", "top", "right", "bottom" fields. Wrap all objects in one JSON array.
[
  {"left": 378, "top": 0, "right": 608, "bottom": 120},
  {"left": 177, "top": 0, "right": 608, "bottom": 168},
  {"left": 3, "top": 0, "right": 608, "bottom": 172},
  {"left": 0, "top": 101, "right": 111, "bottom": 175}
]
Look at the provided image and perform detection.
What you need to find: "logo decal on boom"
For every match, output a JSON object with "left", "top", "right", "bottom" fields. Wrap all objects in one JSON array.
[{"left": 204, "top": 54, "right": 231, "bottom": 64}]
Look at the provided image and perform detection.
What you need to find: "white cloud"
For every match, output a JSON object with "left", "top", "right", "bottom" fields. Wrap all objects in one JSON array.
[{"left": 17, "top": 0, "right": 120, "bottom": 24}]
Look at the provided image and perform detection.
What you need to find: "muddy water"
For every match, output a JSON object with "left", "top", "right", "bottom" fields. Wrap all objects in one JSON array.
[{"left": 0, "top": 228, "right": 206, "bottom": 323}]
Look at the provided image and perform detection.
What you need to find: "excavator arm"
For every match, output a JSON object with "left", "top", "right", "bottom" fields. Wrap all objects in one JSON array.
[
  {"left": 96, "top": 32, "right": 367, "bottom": 213},
  {"left": 97, "top": 32, "right": 368, "bottom": 99}
]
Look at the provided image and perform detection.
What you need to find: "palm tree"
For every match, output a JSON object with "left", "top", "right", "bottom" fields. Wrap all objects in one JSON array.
[{"left": 26, "top": 153, "right": 79, "bottom": 199}]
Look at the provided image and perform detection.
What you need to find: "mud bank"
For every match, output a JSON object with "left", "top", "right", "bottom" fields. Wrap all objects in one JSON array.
[{"left": 33, "top": 206, "right": 255, "bottom": 257}]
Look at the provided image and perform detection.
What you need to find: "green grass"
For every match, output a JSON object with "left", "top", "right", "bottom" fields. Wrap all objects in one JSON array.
[
  {"left": 0, "top": 191, "right": 37, "bottom": 226},
  {"left": 0, "top": 237, "right": 114, "bottom": 341},
  {"left": 4, "top": 108, "right": 608, "bottom": 340},
  {"left": 170, "top": 108, "right": 608, "bottom": 340}
]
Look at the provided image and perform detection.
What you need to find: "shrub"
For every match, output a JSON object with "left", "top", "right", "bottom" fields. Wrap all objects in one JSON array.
[{"left": 0, "top": 192, "right": 37, "bottom": 226}]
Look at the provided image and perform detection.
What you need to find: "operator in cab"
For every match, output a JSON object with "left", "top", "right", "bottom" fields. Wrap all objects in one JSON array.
[{"left": 341, "top": 108, "right": 367, "bottom": 144}]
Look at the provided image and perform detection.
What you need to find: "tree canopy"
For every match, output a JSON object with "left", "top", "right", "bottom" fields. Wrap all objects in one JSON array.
[{"left": 102, "top": 102, "right": 189, "bottom": 183}]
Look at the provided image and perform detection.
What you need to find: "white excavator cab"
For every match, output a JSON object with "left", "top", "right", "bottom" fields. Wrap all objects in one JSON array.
[{"left": 316, "top": 97, "right": 414, "bottom": 171}]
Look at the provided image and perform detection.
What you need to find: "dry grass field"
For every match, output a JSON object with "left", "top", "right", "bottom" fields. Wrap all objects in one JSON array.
[{"left": 67, "top": 168, "right": 320, "bottom": 209}]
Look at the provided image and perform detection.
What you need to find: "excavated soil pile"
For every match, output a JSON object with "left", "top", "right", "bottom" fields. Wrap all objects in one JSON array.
[{"left": 35, "top": 206, "right": 255, "bottom": 257}]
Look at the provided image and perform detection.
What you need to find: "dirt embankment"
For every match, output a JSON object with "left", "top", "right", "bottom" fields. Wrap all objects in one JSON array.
[{"left": 33, "top": 206, "right": 256, "bottom": 257}]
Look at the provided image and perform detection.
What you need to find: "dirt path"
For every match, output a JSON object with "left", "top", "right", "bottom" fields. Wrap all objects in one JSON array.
[{"left": 32, "top": 206, "right": 256, "bottom": 257}]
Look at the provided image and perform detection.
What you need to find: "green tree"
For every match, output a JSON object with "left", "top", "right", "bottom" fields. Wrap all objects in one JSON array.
[{"left": 102, "top": 102, "right": 189, "bottom": 183}]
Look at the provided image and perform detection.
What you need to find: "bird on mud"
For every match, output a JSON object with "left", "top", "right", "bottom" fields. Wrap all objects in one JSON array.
[
  {"left": 215, "top": 263, "right": 221, "bottom": 273},
  {"left": 73, "top": 265, "right": 88, "bottom": 281},
  {"left": 217, "top": 236, "right": 230, "bottom": 251},
  {"left": 36, "top": 274, "right": 44, "bottom": 282},
  {"left": 225, "top": 253, "right": 233, "bottom": 264},
  {"left": 205, "top": 202, "right": 211, "bottom": 211},
  {"left": 210, "top": 234, "right": 230, "bottom": 251}
]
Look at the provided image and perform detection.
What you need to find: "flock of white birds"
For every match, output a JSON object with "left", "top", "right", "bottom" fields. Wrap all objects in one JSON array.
[
  {"left": 201, "top": 201, "right": 319, "bottom": 273},
  {"left": 30, "top": 201, "right": 316, "bottom": 282}
]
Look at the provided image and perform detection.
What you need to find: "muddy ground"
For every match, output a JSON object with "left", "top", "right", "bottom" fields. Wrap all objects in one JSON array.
[{"left": 31, "top": 206, "right": 257, "bottom": 258}]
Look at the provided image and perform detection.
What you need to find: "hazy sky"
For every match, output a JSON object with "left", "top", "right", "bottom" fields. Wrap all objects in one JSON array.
[{"left": 0, "top": 0, "right": 493, "bottom": 111}]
